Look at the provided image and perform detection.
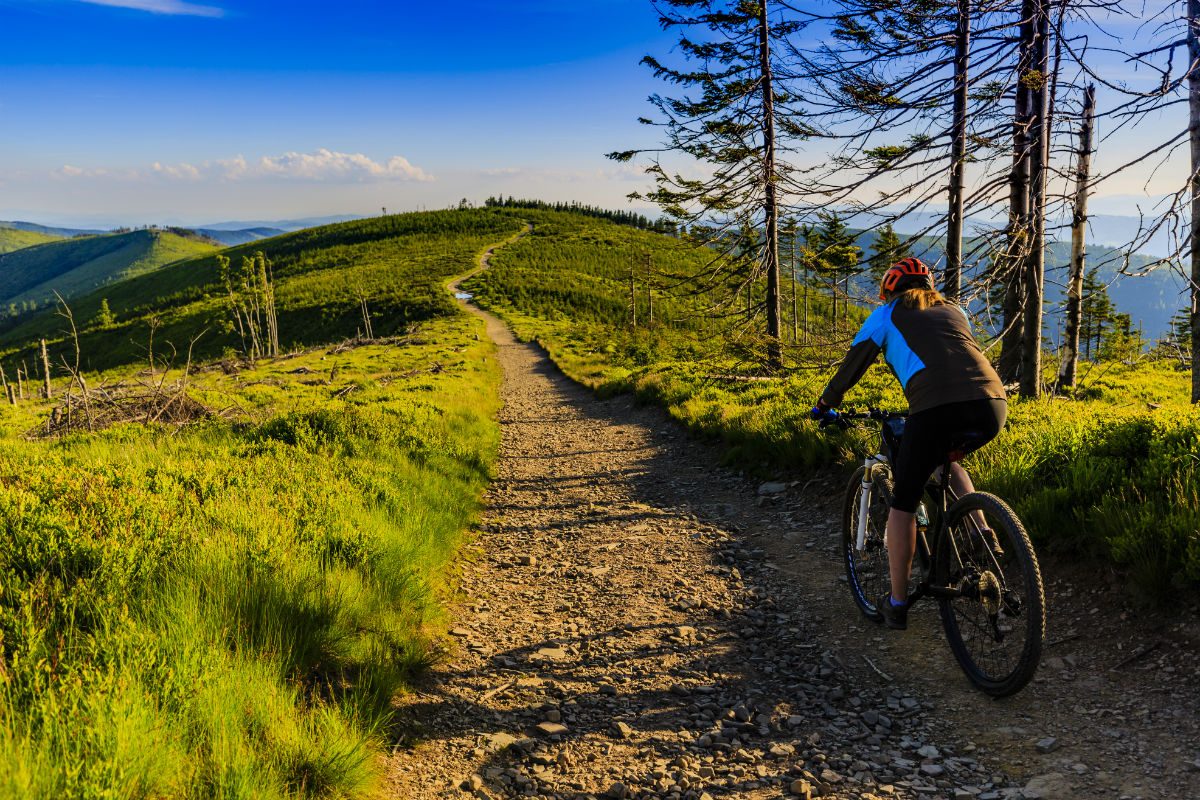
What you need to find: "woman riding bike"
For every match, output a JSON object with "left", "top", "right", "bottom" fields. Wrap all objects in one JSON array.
[{"left": 811, "top": 257, "right": 1007, "bottom": 630}]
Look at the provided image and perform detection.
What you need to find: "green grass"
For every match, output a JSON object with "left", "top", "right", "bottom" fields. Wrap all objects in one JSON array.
[
  {"left": 0, "top": 314, "right": 501, "bottom": 799},
  {"left": 0, "top": 210, "right": 526, "bottom": 375},
  {"left": 0, "top": 228, "right": 61, "bottom": 255},
  {"left": 0, "top": 208, "right": 526, "bottom": 797},
  {"left": 468, "top": 210, "right": 1200, "bottom": 597},
  {"left": 0, "top": 229, "right": 217, "bottom": 313}
]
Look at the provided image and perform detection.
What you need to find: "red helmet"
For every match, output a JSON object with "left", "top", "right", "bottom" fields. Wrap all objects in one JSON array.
[{"left": 879, "top": 257, "right": 934, "bottom": 299}]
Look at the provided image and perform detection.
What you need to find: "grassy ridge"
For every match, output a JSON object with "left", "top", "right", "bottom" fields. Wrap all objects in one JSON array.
[
  {"left": 469, "top": 211, "right": 1200, "bottom": 595},
  {"left": 0, "top": 228, "right": 61, "bottom": 255},
  {"left": 0, "top": 229, "right": 217, "bottom": 310},
  {"left": 0, "top": 210, "right": 526, "bottom": 375}
]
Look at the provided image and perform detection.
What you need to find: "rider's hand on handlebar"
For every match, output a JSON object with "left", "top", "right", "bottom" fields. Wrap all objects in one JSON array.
[{"left": 811, "top": 400, "right": 845, "bottom": 429}]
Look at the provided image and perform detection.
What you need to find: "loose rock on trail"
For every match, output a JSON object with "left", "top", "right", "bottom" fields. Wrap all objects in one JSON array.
[{"left": 391, "top": 236, "right": 1199, "bottom": 800}]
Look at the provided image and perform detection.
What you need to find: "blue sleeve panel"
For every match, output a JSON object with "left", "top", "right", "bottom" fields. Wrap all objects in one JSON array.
[{"left": 854, "top": 302, "right": 928, "bottom": 390}]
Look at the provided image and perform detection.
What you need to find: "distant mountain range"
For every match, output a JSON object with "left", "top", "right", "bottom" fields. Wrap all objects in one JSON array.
[
  {"left": 0, "top": 220, "right": 300, "bottom": 247},
  {"left": 197, "top": 215, "right": 363, "bottom": 233},
  {"left": 846, "top": 227, "right": 1185, "bottom": 339}
]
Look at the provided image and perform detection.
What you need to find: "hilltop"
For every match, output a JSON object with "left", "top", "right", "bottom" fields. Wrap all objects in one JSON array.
[
  {"left": 0, "top": 226, "right": 62, "bottom": 254},
  {"left": 0, "top": 228, "right": 218, "bottom": 313}
]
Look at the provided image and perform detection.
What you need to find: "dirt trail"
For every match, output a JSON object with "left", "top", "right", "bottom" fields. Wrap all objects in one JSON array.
[{"left": 389, "top": 234, "right": 1198, "bottom": 800}]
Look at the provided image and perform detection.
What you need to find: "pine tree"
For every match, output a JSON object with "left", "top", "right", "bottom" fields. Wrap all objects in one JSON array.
[
  {"left": 94, "top": 298, "right": 115, "bottom": 329},
  {"left": 867, "top": 224, "right": 912, "bottom": 285},
  {"left": 610, "top": 0, "right": 808, "bottom": 370},
  {"left": 1079, "top": 267, "right": 1112, "bottom": 361}
]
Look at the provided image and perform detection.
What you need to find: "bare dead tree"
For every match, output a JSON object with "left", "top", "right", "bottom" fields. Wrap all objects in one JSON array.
[
  {"left": 39, "top": 338, "right": 52, "bottom": 399},
  {"left": 1059, "top": 83, "right": 1096, "bottom": 390}
]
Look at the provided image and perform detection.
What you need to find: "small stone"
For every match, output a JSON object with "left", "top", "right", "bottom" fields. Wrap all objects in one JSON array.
[
  {"left": 535, "top": 721, "right": 568, "bottom": 737},
  {"left": 485, "top": 732, "right": 516, "bottom": 751},
  {"left": 1045, "top": 656, "right": 1067, "bottom": 670},
  {"left": 534, "top": 647, "right": 568, "bottom": 661},
  {"left": 790, "top": 779, "right": 813, "bottom": 798},
  {"left": 917, "top": 745, "right": 940, "bottom": 759},
  {"left": 610, "top": 721, "right": 633, "bottom": 739},
  {"left": 819, "top": 768, "right": 842, "bottom": 784},
  {"left": 461, "top": 774, "right": 483, "bottom": 791},
  {"left": 675, "top": 625, "right": 696, "bottom": 638},
  {"left": 543, "top": 709, "right": 561, "bottom": 723},
  {"left": 758, "top": 481, "right": 788, "bottom": 496},
  {"left": 862, "top": 710, "right": 879, "bottom": 726},
  {"left": 449, "top": 628, "right": 471, "bottom": 637},
  {"left": 1024, "top": 772, "right": 1071, "bottom": 799},
  {"left": 517, "top": 554, "right": 536, "bottom": 566},
  {"left": 599, "top": 684, "right": 618, "bottom": 696},
  {"left": 787, "top": 715, "right": 805, "bottom": 727},
  {"left": 921, "top": 764, "right": 945, "bottom": 777},
  {"left": 1035, "top": 737, "right": 1059, "bottom": 754},
  {"left": 769, "top": 743, "right": 795, "bottom": 757},
  {"left": 607, "top": 782, "right": 628, "bottom": 799}
]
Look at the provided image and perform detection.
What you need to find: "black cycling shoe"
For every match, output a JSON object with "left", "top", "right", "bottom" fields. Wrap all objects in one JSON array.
[{"left": 877, "top": 593, "right": 909, "bottom": 631}]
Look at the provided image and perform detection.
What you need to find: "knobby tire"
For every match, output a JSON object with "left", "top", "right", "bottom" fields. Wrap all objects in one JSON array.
[{"left": 936, "top": 491, "right": 1046, "bottom": 697}]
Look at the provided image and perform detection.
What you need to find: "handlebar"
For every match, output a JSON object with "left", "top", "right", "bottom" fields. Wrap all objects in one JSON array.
[
  {"left": 814, "top": 407, "right": 908, "bottom": 430},
  {"left": 835, "top": 408, "right": 908, "bottom": 421}
]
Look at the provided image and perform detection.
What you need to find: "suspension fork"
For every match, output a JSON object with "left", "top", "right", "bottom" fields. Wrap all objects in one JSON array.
[{"left": 856, "top": 455, "right": 888, "bottom": 551}]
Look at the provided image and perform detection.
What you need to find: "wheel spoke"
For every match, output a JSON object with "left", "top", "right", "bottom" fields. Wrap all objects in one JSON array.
[{"left": 937, "top": 492, "right": 1045, "bottom": 697}]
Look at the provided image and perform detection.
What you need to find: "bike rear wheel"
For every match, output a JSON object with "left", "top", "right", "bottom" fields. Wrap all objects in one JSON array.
[
  {"left": 842, "top": 464, "right": 893, "bottom": 623},
  {"left": 936, "top": 492, "right": 1045, "bottom": 697}
]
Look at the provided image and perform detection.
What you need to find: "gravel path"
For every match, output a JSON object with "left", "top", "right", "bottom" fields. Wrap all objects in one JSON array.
[{"left": 390, "top": 235, "right": 1199, "bottom": 800}]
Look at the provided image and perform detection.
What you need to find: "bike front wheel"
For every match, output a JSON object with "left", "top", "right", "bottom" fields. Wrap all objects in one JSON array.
[
  {"left": 936, "top": 492, "right": 1046, "bottom": 697},
  {"left": 842, "top": 464, "right": 893, "bottom": 623}
]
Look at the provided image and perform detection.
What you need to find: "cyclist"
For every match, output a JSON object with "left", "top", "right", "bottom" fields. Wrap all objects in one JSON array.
[{"left": 811, "top": 257, "right": 1007, "bottom": 630}]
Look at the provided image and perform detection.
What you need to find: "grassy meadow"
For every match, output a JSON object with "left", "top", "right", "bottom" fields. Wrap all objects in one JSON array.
[
  {"left": 0, "top": 210, "right": 515, "bottom": 797},
  {"left": 466, "top": 210, "right": 1200, "bottom": 596},
  {"left": 0, "top": 210, "right": 527, "bottom": 374},
  {"left": 0, "top": 228, "right": 61, "bottom": 256}
]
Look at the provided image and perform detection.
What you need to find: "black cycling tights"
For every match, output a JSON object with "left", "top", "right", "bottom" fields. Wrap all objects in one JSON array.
[{"left": 891, "top": 398, "right": 1007, "bottom": 513}]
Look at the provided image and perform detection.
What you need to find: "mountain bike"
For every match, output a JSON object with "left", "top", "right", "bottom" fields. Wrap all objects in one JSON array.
[{"left": 826, "top": 408, "right": 1046, "bottom": 697}]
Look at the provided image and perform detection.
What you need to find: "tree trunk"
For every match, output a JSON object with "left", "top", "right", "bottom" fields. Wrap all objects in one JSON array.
[
  {"left": 1190, "top": 0, "right": 1200, "bottom": 402},
  {"left": 791, "top": 232, "right": 799, "bottom": 343},
  {"left": 40, "top": 339, "right": 52, "bottom": 399},
  {"left": 1019, "top": 0, "right": 1050, "bottom": 399},
  {"left": 759, "top": 1, "right": 783, "bottom": 370},
  {"left": 1058, "top": 84, "right": 1095, "bottom": 390},
  {"left": 646, "top": 253, "right": 654, "bottom": 325},
  {"left": 945, "top": 0, "right": 971, "bottom": 302},
  {"left": 999, "top": 0, "right": 1036, "bottom": 384},
  {"left": 630, "top": 262, "right": 637, "bottom": 327}
]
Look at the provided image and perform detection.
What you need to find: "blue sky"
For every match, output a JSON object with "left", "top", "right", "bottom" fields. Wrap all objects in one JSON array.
[
  {"left": 0, "top": 0, "right": 1190, "bottom": 227},
  {"left": 0, "top": 0, "right": 671, "bottom": 225}
]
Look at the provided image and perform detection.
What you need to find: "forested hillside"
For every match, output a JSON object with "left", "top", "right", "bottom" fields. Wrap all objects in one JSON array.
[{"left": 0, "top": 228, "right": 216, "bottom": 313}]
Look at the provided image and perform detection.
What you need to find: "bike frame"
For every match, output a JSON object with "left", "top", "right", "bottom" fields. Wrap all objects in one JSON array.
[{"left": 850, "top": 413, "right": 962, "bottom": 607}]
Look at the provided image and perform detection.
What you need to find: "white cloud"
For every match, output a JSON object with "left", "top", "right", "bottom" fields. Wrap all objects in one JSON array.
[
  {"left": 251, "top": 149, "right": 432, "bottom": 182},
  {"left": 53, "top": 149, "right": 434, "bottom": 184},
  {"left": 152, "top": 161, "right": 202, "bottom": 181},
  {"left": 76, "top": 0, "right": 224, "bottom": 17}
]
